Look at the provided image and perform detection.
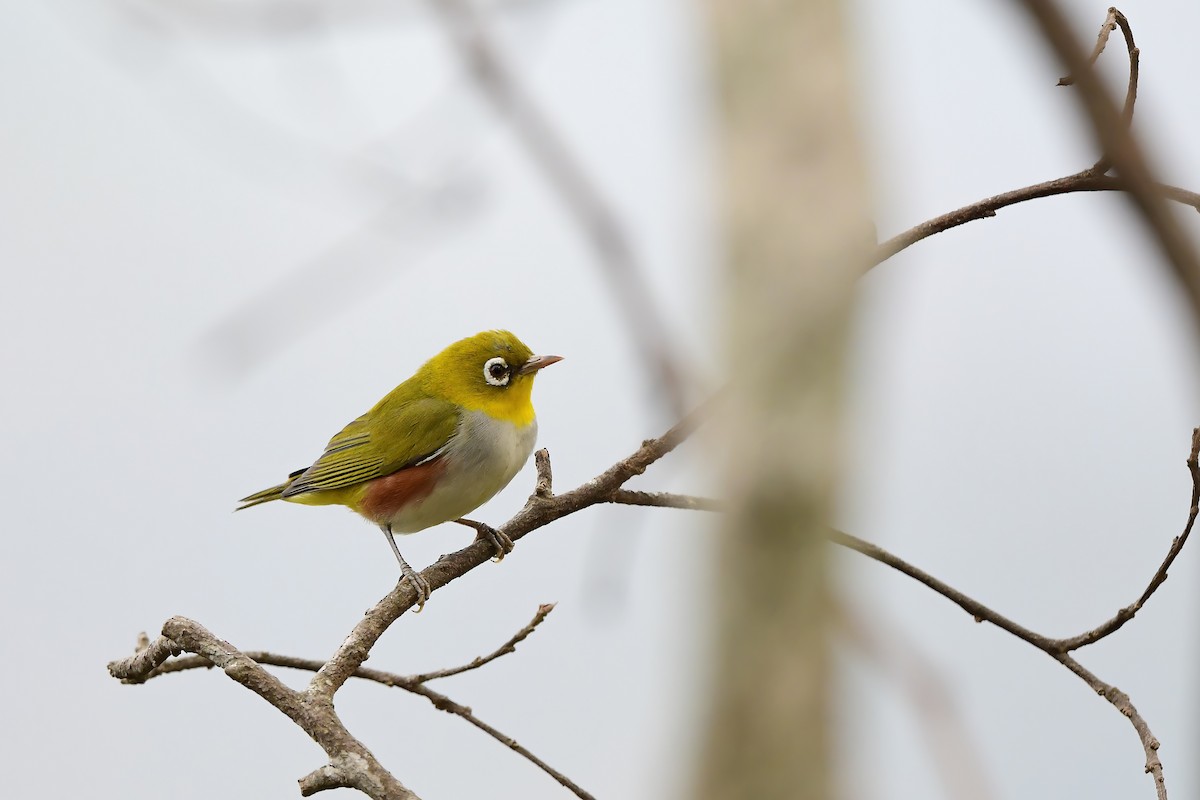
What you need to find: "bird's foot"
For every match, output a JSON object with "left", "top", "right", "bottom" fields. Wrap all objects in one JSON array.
[
  {"left": 399, "top": 560, "right": 432, "bottom": 612},
  {"left": 381, "top": 524, "right": 432, "bottom": 611},
  {"left": 458, "top": 518, "right": 514, "bottom": 562}
]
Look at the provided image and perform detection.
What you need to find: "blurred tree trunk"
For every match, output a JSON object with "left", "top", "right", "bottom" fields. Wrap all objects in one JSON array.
[{"left": 695, "top": 1, "right": 869, "bottom": 799}]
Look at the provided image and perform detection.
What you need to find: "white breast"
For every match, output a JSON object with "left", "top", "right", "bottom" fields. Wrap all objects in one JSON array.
[{"left": 386, "top": 409, "right": 538, "bottom": 534}]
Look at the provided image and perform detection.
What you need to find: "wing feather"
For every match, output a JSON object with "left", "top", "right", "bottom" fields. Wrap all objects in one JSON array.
[{"left": 281, "top": 397, "right": 459, "bottom": 499}]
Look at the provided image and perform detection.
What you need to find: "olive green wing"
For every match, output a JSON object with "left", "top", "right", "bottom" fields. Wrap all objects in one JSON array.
[{"left": 279, "top": 395, "right": 460, "bottom": 499}]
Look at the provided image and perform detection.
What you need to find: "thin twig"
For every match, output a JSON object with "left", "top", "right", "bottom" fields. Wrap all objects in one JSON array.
[
  {"left": 874, "top": 171, "right": 1200, "bottom": 268},
  {"left": 406, "top": 603, "right": 556, "bottom": 683},
  {"left": 403, "top": 682, "right": 596, "bottom": 800},
  {"left": 1050, "top": 427, "right": 1200, "bottom": 650},
  {"left": 603, "top": 439, "right": 1200, "bottom": 657},
  {"left": 1058, "top": 6, "right": 1139, "bottom": 172},
  {"left": 1053, "top": 653, "right": 1165, "bottom": 800},
  {"left": 837, "top": 604, "right": 998, "bottom": 800},
  {"left": 830, "top": 530, "right": 1058, "bottom": 650}
]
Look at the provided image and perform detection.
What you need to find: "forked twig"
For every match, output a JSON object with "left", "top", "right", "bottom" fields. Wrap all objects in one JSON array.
[
  {"left": 831, "top": 529, "right": 1169, "bottom": 799},
  {"left": 874, "top": 7, "right": 1200, "bottom": 273},
  {"left": 837, "top": 605, "right": 998, "bottom": 800},
  {"left": 1051, "top": 428, "right": 1200, "bottom": 651},
  {"left": 1059, "top": 6, "right": 1140, "bottom": 172},
  {"left": 124, "top": 605, "right": 590, "bottom": 800}
]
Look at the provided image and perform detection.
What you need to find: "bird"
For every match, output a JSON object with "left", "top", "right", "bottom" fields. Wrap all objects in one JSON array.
[{"left": 237, "top": 330, "right": 562, "bottom": 609}]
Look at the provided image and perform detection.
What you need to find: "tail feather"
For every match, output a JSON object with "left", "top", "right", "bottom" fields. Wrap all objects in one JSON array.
[{"left": 236, "top": 483, "right": 288, "bottom": 511}]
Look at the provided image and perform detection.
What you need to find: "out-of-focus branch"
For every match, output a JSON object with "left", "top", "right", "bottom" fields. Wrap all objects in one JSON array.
[
  {"left": 837, "top": 605, "right": 998, "bottom": 800},
  {"left": 201, "top": 191, "right": 484, "bottom": 378},
  {"left": 694, "top": 0, "right": 870, "bottom": 796},
  {"left": 607, "top": 489, "right": 721, "bottom": 511},
  {"left": 429, "top": 0, "right": 687, "bottom": 416},
  {"left": 107, "top": 0, "right": 560, "bottom": 40}
]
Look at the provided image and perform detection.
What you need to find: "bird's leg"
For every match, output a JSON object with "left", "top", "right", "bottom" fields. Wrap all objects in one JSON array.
[
  {"left": 380, "top": 524, "right": 431, "bottom": 611},
  {"left": 455, "top": 518, "right": 513, "bottom": 562}
]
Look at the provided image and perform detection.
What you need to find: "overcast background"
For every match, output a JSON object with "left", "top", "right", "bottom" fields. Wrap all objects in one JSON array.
[{"left": 2, "top": 1, "right": 1197, "bottom": 798}]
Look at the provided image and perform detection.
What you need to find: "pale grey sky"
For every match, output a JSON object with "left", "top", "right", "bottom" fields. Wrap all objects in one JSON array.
[{"left": 1, "top": 1, "right": 1196, "bottom": 799}]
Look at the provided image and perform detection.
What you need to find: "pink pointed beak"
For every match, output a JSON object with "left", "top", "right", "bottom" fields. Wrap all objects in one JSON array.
[{"left": 518, "top": 354, "right": 563, "bottom": 375}]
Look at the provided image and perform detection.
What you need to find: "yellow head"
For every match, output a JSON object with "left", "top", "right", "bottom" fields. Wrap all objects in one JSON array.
[{"left": 417, "top": 330, "right": 561, "bottom": 426}]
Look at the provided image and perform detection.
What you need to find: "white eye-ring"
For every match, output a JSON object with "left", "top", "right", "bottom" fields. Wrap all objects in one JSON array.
[{"left": 483, "top": 356, "right": 510, "bottom": 387}]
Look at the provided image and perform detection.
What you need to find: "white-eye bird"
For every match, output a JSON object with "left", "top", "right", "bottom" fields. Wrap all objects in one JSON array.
[{"left": 238, "top": 330, "right": 562, "bottom": 608}]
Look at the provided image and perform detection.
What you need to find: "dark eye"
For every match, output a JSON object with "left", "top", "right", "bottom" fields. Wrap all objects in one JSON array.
[{"left": 483, "top": 356, "right": 510, "bottom": 387}]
